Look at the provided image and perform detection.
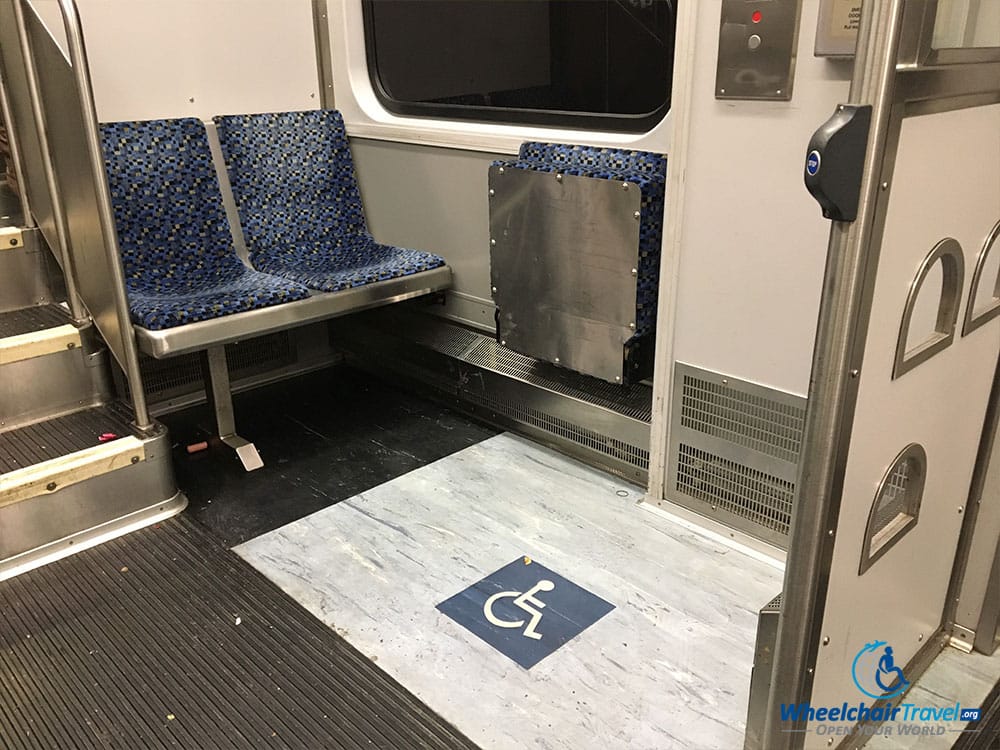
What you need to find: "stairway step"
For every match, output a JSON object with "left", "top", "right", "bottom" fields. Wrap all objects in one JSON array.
[
  {"left": 0, "top": 305, "right": 80, "bottom": 365},
  {"left": 0, "top": 402, "right": 136, "bottom": 472},
  {"left": 0, "top": 303, "right": 69, "bottom": 337}
]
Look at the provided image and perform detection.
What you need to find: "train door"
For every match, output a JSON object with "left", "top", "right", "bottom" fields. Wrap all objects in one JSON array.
[{"left": 762, "top": 2, "right": 1000, "bottom": 748}]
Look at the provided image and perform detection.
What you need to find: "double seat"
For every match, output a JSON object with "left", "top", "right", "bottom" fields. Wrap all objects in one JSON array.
[{"left": 99, "top": 109, "right": 451, "bottom": 469}]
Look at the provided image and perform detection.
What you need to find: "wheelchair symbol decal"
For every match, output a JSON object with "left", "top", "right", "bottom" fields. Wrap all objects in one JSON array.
[{"left": 483, "top": 579, "right": 555, "bottom": 640}]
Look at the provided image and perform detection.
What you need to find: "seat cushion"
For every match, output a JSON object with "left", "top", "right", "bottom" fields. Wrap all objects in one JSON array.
[
  {"left": 126, "top": 265, "right": 309, "bottom": 331},
  {"left": 251, "top": 235, "right": 446, "bottom": 293}
]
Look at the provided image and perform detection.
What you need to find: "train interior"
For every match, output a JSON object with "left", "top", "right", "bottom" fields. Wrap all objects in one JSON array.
[{"left": 0, "top": 1, "right": 999, "bottom": 749}]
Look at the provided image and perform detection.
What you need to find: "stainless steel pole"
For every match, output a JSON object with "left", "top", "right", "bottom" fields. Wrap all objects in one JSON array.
[
  {"left": 12, "top": 0, "right": 87, "bottom": 323},
  {"left": 760, "top": 1, "right": 907, "bottom": 748},
  {"left": 55, "top": 0, "right": 152, "bottom": 430}
]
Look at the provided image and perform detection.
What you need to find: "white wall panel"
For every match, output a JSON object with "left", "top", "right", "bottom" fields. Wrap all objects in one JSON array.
[
  {"left": 30, "top": 0, "right": 318, "bottom": 122},
  {"left": 669, "top": 0, "right": 851, "bottom": 397}
]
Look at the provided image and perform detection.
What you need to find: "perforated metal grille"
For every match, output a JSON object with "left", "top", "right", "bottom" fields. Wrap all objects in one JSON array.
[
  {"left": 680, "top": 375, "right": 805, "bottom": 463},
  {"left": 675, "top": 444, "right": 794, "bottom": 535},
  {"left": 471, "top": 392, "right": 649, "bottom": 469},
  {"left": 135, "top": 332, "right": 296, "bottom": 398},
  {"left": 872, "top": 461, "right": 913, "bottom": 534}
]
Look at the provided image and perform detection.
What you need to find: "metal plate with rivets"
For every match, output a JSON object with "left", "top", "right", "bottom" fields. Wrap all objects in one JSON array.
[{"left": 488, "top": 166, "right": 641, "bottom": 384}]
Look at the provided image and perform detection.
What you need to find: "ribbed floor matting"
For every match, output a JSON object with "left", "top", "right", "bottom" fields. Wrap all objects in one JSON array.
[
  {"left": 0, "top": 304, "right": 69, "bottom": 338},
  {"left": 0, "top": 404, "right": 136, "bottom": 473},
  {"left": 0, "top": 516, "right": 478, "bottom": 750}
]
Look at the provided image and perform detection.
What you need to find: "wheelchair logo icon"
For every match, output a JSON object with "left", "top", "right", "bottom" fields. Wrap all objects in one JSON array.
[
  {"left": 483, "top": 579, "right": 555, "bottom": 640},
  {"left": 851, "top": 640, "right": 910, "bottom": 699}
]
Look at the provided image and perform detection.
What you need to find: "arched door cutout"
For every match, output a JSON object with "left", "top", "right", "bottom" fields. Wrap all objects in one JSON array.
[
  {"left": 962, "top": 219, "right": 1000, "bottom": 336},
  {"left": 893, "top": 238, "right": 965, "bottom": 379}
]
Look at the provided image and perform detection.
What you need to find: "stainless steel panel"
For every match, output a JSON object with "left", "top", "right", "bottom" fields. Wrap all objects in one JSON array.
[
  {"left": 0, "top": 340, "right": 112, "bottom": 431},
  {"left": 716, "top": 0, "right": 803, "bottom": 100},
  {"left": 815, "top": 0, "right": 860, "bottom": 57},
  {"left": 135, "top": 266, "right": 452, "bottom": 359},
  {"left": 0, "top": 426, "right": 183, "bottom": 570},
  {"left": 744, "top": 593, "right": 782, "bottom": 750},
  {"left": 0, "top": 0, "right": 54, "bottom": 236},
  {"left": 489, "top": 166, "right": 640, "bottom": 384},
  {"left": 25, "top": 6, "right": 133, "bottom": 370},
  {"left": 0, "top": 229, "right": 54, "bottom": 310}
]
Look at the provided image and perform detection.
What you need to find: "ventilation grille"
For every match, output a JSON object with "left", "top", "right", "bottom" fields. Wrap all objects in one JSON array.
[
  {"left": 471, "top": 391, "right": 649, "bottom": 469},
  {"left": 680, "top": 374, "right": 805, "bottom": 463},
  {"left": 134, "top": 331, "right": 296, "bottom": 399},
  {"left": 675, "top": 444, "right": 793, "bottom": 534}
]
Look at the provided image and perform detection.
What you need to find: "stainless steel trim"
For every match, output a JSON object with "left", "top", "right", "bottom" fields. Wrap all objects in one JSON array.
[
  {"left": 962, "top": 219, "right": 1000, "bottom": 336},
  {"left": 974, "top": 530, "right": 1000, "bottom": 654},
  {"left": 53, "top": 0, "right": 152, "bottom": 430},
  {"left": 136, "top": 266, "right": 452, "bottom": 359},
  {"left": 898, "top": 0, "right": 1000, "bottom": 68},
  {"left": 762, "top": 2, "right": 908, "bottom": 747},
  {"left": 0, "top": 60, "right": 32, "bottom": 226},
  {"left": 311, "top": 0, "right": 334, "bottom": 109},
  {"left": 859, "top": 442, "right": 926, "bottom": 575},
  {"left": 892, "top": 237, "right": 964, "bottom": 379},
  {"left": 12, "top": 0, "right": 85, "bottom": 323}
]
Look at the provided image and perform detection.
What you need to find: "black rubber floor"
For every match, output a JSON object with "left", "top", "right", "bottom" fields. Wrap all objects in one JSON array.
[
  {"left": 162, "top": 366, "right": 497, "bottom": 546},
  {"left": 0, "top": 515, "right": 479, "bottom": 750}
]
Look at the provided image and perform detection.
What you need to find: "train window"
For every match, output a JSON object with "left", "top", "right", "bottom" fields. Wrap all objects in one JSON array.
[{"left": 362, "top": 0, "right": 677, "bottom": 132}]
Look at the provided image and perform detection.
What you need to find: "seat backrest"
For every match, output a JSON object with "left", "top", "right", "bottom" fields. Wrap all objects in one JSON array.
[
  {"left": 518, "top": 142, "right": 667, "bottom": 179},
  {"left": 100, "top": 118, "right": 240, "bottom": 290},
  {"left": 213, "top": 110, "right": 369, "bottom": 255}
]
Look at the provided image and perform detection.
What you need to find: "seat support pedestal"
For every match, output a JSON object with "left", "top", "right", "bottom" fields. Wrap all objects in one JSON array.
[{"left": 200, "top": 346, "right": 263, "bottom": 472}]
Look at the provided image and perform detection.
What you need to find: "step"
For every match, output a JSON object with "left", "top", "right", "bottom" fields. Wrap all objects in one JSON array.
[
  {"left": 0, "top": 303, "right": 80, "bottom": 365},
  {"left": 0, "top": 403, "right": 141, "bottom": 506}
]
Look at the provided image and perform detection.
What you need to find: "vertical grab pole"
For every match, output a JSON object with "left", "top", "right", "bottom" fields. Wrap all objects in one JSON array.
[
  {"left": 0, "top": 64, "right": 34, "bottom": 228},
  {"left": 760, "top": 1, "right": 907, "bottom": 748},
  {"left": 54, "top": 0, "right": 151, "bottom": 431},
  {"left": 11, "top": 0, "right": 86, "bottom": 323}
]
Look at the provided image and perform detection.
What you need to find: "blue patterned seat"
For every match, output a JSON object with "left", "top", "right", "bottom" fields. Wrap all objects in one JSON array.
[
  {"left": 213, "top": 110, "right": 446, "bottom": 292},
  {"left": 493, "top": 143, "right": 667, "bottom": 342},
  {"left": 100, "top": 118, "right": 311, "bottom": 331}
]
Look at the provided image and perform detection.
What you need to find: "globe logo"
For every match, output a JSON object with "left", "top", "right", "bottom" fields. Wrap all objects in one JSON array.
[{"left": 851, "top": 640, "right": 910, "bottom": 700}]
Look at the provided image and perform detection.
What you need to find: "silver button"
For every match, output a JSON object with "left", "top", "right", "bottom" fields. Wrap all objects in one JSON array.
[{"left": 748, "top": 34, "right": 762, "bottom": 51}]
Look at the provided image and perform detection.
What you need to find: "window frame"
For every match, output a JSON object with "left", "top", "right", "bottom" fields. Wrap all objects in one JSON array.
[{"left": 360, "top": 0, "right": 674, "bottom": 135}]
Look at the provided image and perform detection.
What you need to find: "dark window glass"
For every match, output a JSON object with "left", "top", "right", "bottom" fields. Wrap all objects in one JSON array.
[{"left": 362, "top": 0, "right": 677, "bottom": 132}]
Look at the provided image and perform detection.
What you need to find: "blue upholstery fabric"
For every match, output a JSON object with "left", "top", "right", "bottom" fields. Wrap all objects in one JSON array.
[
  {"left": 214, "top": 110, "right": 446, "bottom": 292},
  {"left": 493, "top": 143, "right": 667, "bottom": 340},
  {"left": 100, "top": 118, "right": 310, "bottom": 330}
]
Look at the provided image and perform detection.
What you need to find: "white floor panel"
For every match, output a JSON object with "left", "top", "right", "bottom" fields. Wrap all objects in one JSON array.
[{"left": 235, "top": 433, "right": 784, "bottom": 750}]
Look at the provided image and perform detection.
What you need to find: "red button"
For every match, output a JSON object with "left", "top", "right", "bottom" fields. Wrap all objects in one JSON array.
[{"left": 752, "top": 10, "right": 763, "bottom": 23}]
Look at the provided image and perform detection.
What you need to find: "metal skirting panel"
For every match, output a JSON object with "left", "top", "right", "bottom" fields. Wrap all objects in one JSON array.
[
  {"left": 745, "top": 593, "right": 783, "bottom": 750},
  {"left": 0, "top": 425, "right": 182, "bottom": 570},
  {"left": 0, "top": 334, "right": 114, "bottom": 431},
  {"left": 0, "top": 514, "right": 477, "bottom": 749},
  {"left": 0, "top": 230, "right": 63, "bottom": 313},
  {"left": 331, "top": 310, "right": 651, "bottom": 484},
  {"left": 667, "top": 362, "right": 807, "bottom": 548}
]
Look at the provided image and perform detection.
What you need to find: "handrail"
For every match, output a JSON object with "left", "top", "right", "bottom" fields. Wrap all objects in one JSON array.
[
  {"left": 13, "top": 0, "right": 152, "bottom": 430},
  {"left": 0, "top": 66, "right": 33, "bottom": 228},
  {"left": 11, "top": 0, "right": 86, "bottom": 324}
]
